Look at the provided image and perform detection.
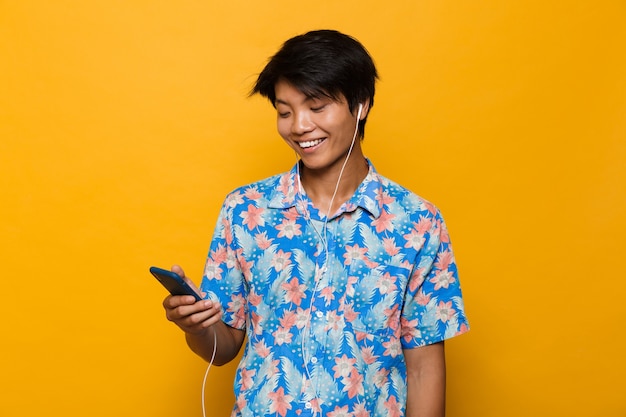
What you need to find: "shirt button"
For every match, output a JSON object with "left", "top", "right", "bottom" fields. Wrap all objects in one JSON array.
[
  {"left": 305, "top": 402, "right": 312, "bottom": 409},
  {"left": 311, "top": 357, "right": 318, "bottom": 364},
  {"left": 316, "top": 311, "right": 324, "bottom": 318}
]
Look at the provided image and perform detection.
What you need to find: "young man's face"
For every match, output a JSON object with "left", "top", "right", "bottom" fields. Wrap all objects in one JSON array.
[{"left": 274, "top": 79, "right": 365, "bottom": 174}]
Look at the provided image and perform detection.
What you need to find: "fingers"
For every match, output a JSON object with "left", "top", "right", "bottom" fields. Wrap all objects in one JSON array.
[{"left": 163, "top": 295, "right": 223, "bottom": 335}]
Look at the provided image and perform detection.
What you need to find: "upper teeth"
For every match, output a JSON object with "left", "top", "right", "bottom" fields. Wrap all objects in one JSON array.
[{"left": 300, "top": 139, "right": 324, "bottom": 148}]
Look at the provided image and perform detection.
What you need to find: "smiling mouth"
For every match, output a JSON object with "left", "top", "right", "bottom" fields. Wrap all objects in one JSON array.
[{"left": 299, "top": 138, "right": 325, "bottom": 149}]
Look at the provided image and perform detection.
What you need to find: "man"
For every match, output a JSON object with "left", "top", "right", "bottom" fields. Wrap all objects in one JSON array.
[{"left": 163, "top": 29, "right": 469, "bottom": 417}]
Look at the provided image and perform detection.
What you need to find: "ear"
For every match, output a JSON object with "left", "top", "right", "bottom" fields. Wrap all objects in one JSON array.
[{"left": 357, "top": 99, "right": 371, "bottom": 120}]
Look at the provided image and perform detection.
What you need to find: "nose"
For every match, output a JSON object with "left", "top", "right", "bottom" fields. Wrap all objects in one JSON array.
[{"left": 291, "top": 111, "right": 314, "bottom": 135}]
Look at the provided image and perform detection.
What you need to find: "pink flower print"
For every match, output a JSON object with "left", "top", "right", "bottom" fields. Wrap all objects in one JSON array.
[
  {"left": 430, "top": 221, "right": 441, "bottom": 240},
  {"left": 281, "top": 276, "right": 306, "bottom": 306},
  {"left": 254, "top": 339, "right": 271, "bottom": 358},
  {"left": 383, "top": 306, "right": 400, "bottom": 332},
  {"left": 225, "top": 190, "right": 244, "bottom": 208},
  {"left": 436, "top": 300, "right": 456, "bottom": 323},
  {"left": 251, "top": 311, "right": 263, "bottom": 335},
  {"left": 382, "top": 338, "right": 402, "bottom": 358},
  {"left": 429, "top": 269, "right": 456, "bottom": 290},
  {"left": 384, "top": 395, "right": 402, "bottom": 417},
  {"left": 203, "top": 260, "right": 223, "bottom": 280},
  {"left": 440, "top": 221, "right": 451, "bottom": 243},
  {"left": 254, "top": 231, "right": 273, "bottom": 250},
  {"left": 209, "top": 244, "right": 228, "bottom": 263},
  {"left": 238, "top": 256, "right": 254, "bottom": 279},
  {"left": 243, "top": 186, "right": 262, "bottom": 200},
  {"left": 327, "top": 405, "right": 351, "bottom": 417},
  {"left": 434, "top": 249, "right": 454, "bottom": 271},
  {"left": 320, "top": 285, "right": 336, "bottom": 305},
  {"left": 240, "top": 367, "right": 256, "bottom": 390},
  {"left": 373, "top": 368, "right": 389, "bottom": 388},
  {"left": 343, "top": 244, "right": 368, "bottom": 265},
  {"left": 324, "top": 311, "right": 342, "bottom": 332},
  {"left": 423, "top": 200, "right": 438, "bottom": 216},
  {"left": 248, "top": 290, "right": 262, "bottom": 307},
  {"left": 343, "top": 368, "right": 364, "bottom": 399},
  {"left": 455, "top": 323, "right": 469, "bottom": 336},
  {"left": 372, "top": 208, "right": 396, "bottom": 233},
  {"left": 353, "top": 403, "right": 371, "bottom": 417},
  {"left": 364, "top": 258, "right": 380, "bottom": 269},
  {"left": 228, "top": 294, "right": 245, "bottom": 314},
  {"left": 377, "top": 272, "right": 398, "bottom": 294},
  {"left": 229, "top": 294, "right": 247, "bottom": 328},
  {"left": 382, "top": 237, "right": 400, "bottom": 256},
  {"left": 235, "top": 394, "right": 247, "bottom": 415},
  {"left": 345, "top": 275, "right": 358, "bottom": 297},
  {"left": 403, "top": 228, "right": 425, "bottom": 250},
  {"left": 241, "top": 204, "right": 265, "bottom": 230},
  {"left": 271, "top": 249, "right": 292, "bottom": 272},
  {"left": 267, "top": 387, "right": 293, "bottom": 417},
  {"left": 342, "top": 302, "right": 359, "bottom": 323},
  {"left": 333, "top": 354, "right": 357, "bottom": 378},
  {"left": 360, "top": 346, "right": 378, "bottom": 365},
  {"left": 276, "top": 218, "right": 302, "bottom": 239},
  {"left": 415, "top": 215, "right": 433, "bottom": 234},
  {"left": 308, "top": 398, "right": 322, "bottom": 414},
  {"left": 272, "top": 326, "right": 293, "bottom": 345},
  {"left": 226, "top": 249, "right": 238, "bottom": 269},
  {"left": 355, "top": 331, "right": 374, "bottom": 343},
  {"left": 400, "top": 317, "right": 421, "bottom": 343},
  {"left": 376, "top": 190, "right": 395, "bottom": 206},
  {"left": 279, "top": 310, "right": 298, "bottom": 330},
  {"left": 408, "top": 267, "right": 425, "bottom": 292},
  {"left": 222, "top": 217, "right": 233, "bottom": 245},
  {"left": 294, "top": 307, "right": 309, "bottom": 329},
  {"left": 277, "top": 174, "right": 293, "bottom": 200},
  {"left": 415, "top": 289, "right": 431, "bottom": 306},
  {"left": 283, "top": 206, "right": 300, "bottom": 221}
]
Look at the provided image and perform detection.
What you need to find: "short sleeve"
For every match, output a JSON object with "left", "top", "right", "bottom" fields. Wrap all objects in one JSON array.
[
  {"left": 400, "top": 210, "right": 469, "bottom": 348},
  {"left": 200, "top": 197, "right": 248, "bottom": 330}
]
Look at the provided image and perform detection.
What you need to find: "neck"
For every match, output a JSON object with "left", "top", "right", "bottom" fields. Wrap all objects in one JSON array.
[{"left": 299, "top": 154, "right": 368, "bottom": 216}]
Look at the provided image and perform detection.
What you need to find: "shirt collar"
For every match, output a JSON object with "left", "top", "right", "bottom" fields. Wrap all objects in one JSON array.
[{"left": 267, "top": 159, "right": 383, "bottom": 219}]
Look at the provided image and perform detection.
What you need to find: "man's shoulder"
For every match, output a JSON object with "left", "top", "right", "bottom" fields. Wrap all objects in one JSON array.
[
  {"left": 374, "top": 171, "right": 441, "bottom": 218},
  {"left": 222, "top": 171, "right": 290, "bottom": 208},
  {"left": 233, "top": 172, "right": 285, "bottom": 193}
]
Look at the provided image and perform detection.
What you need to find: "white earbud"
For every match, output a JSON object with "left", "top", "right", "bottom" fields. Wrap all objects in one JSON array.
[{"left": 357, "top": 103, "right": 363, "bottom": 120}]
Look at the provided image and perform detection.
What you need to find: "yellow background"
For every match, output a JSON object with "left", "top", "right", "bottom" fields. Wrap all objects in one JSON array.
[{"left": 1, "top": 1, "right": 624, "bottom": 416}]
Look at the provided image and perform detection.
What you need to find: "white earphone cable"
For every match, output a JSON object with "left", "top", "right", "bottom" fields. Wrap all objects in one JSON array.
[
  {"left": 201, "top": 329, "right": 218, "bottom": 417},
  {"left": 294, "top": 103, "right": 362, "bottom": 415}
]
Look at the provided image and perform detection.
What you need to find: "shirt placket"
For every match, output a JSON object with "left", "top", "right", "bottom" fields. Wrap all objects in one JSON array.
[{"left": 300, "top": 216, "right": 339, "bottom": 414}]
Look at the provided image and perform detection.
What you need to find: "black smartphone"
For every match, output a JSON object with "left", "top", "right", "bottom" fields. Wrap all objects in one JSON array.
[{"left": 149, "top": 266, "right": 202, "bottom": 302}]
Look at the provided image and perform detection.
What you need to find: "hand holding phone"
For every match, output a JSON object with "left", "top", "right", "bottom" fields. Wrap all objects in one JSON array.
[{"left": 149, "top": 266, "right": 202, "bottom": 302}]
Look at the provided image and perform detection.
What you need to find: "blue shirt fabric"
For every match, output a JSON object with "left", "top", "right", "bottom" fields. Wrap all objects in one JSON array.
[{"left": 201, "top": 161, "right": 469, "bottom": 417}]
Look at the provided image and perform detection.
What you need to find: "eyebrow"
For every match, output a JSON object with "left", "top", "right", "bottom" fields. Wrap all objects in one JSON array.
[{"left": 275, "top": 96, "right": 327, "bottom": 106}]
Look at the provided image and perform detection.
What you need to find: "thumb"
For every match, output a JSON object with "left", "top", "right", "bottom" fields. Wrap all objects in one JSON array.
[
  {"left": 171, "top": 264, "right": 201, "bottom": 296},
  {"left": 171, "top": 264, "right": 186, "bottom": 278}
]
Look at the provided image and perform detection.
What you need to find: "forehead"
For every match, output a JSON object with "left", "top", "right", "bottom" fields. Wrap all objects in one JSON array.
[{"left": 274, "top": 79, "right": 344, "bottom": 106}]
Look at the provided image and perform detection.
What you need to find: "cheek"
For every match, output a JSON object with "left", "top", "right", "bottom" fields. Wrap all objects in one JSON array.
[{"left": 276, "top": 118, "right": 290, "bottom": 139}]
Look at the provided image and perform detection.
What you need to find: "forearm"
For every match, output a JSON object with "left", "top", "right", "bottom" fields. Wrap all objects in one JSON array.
[
  {"left": 185, "top": 320, "right": 243, "bottom": 365},
  {"left": 404, "top": 342, "right": 446, "bottom": 417}
]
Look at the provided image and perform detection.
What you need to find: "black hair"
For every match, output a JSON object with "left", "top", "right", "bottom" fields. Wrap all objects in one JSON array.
[{"left": 251, "top": 29, "right": 378, "bottom": 138}]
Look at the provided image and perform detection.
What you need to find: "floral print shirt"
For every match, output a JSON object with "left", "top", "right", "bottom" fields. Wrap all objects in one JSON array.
[{"left": 200, "top": 161, "right": 469, "bottom": 417}]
